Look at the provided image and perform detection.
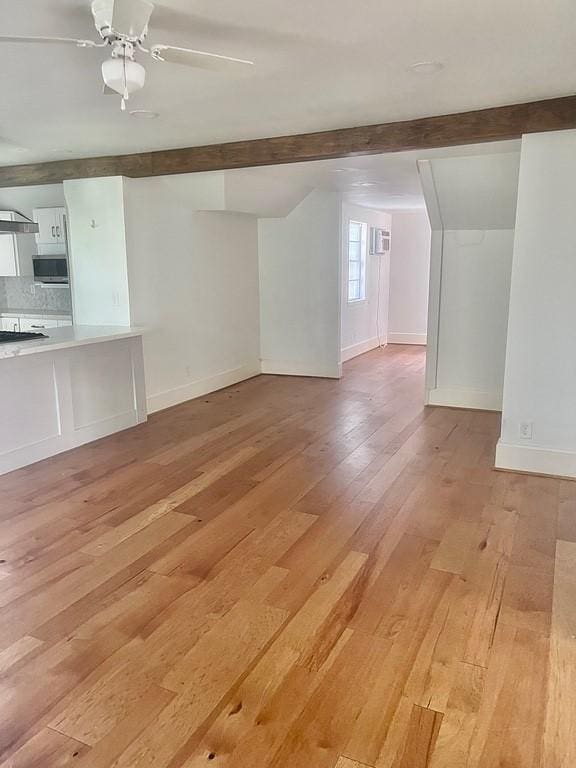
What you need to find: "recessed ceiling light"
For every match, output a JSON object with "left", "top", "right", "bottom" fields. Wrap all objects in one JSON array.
[
  {"left": 352, "top": 181, "right": 378, "bottom": 188},
  {"left": 129, "top": 109, "right": 159, "bottom": 119},
  {"left": 409, "top": 61, "right": 444, "bottom": 74}
]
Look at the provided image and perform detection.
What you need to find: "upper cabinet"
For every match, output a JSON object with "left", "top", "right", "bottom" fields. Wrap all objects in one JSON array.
[{"left": 34, "top": 207, "right": 67, "bottom": 249}]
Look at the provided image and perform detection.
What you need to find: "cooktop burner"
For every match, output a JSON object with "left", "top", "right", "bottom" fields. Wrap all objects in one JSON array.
[{"left": 0, "top": 330, "right": 49, "bottom": 344}]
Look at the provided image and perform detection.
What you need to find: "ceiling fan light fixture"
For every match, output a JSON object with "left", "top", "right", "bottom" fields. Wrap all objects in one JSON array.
[
  {"left": 101, "top": 55, "right": 146, "bottom": 97},
  {"left": 0, "top": 3, "right": 255, "bottom": 112}
]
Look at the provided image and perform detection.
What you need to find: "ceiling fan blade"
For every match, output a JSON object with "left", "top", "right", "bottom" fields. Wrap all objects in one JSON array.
[
  {"left": 111, "top": 0, "right": 154, "bottom": 38},
  {"left": 149, "top": 44, "right": 254, "bottom": 71},
  {"left": 0, "top": 34, "right": 101, "bottom": 47}
]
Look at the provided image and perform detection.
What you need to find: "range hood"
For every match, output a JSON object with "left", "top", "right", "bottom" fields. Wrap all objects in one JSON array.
[{"left": 0, "top": 211, "right": 39, "bottom": 235}]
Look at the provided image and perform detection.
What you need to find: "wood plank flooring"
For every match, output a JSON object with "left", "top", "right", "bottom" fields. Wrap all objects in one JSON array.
[{"left": 0, "top": 345, "right": 571, "bottom": 767}]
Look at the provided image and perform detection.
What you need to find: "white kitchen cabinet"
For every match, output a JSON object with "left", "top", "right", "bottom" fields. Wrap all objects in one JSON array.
[
  {"left": 34, "top": 207, "right": 67, "bottom": 249},
  {"left": 1, "top": 315, "right": 72, "bottom": 332},
  {"left": 19, "top": 318, "right": 59, "bottom": 331},
  {"left": 0, "top": 317, "right": 20, "bottom": 332}
]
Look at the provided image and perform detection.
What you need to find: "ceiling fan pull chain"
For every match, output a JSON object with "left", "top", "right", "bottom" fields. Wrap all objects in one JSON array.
[{"left": 121, "top": 52, "right": 129, "bottom": 110}]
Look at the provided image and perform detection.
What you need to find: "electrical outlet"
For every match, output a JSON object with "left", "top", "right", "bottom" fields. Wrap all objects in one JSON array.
[{"left": 519, "top": 421, "right": 533, "bottom": 440}]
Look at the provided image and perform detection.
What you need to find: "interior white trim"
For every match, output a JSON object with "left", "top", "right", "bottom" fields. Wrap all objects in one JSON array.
[
  {"left": 147, "top": 363, "right": 261, "bottom": 414},
  {"left": 419, "top": 160, "right": 444, "bottom": 395},
  {"left": 426, "top": 386, "right": 502, "bottom": 412},
  {"left": 261, "top": 359, "right": 342, "bottom": 379},
  {"left": 495, "top": 440, "right": 576, "bottom": 479},
  {"left": 341, "top": 336, "right": 382, "bottom": 362},
  {"left": 387, "top": 332, "right": 427, "bottom": 345}
]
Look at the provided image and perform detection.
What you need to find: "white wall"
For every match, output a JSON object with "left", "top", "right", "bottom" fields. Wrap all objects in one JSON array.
[
  {"left": 64, "top": 177, "right": 131, "bottom": 326},
  {"left": 387, "top": 209, "right": 431, "bottom": 345},
  {"left": 420, "top": 153, "right": 519, "bottom": 411},
  {"left": 496, "top": 129, "right": 576, "bottom": 478},
  {"left": 340, "top": 203, "right": 391, "bottom": 362},
  {"left": 123, "top": 176, "right": 261, "bottom": 413},
  {"left": 259, "top": 188, "right": 342, "bottom": 378},
  {"left": 434, "top": 229, "right": 513, "bottom": 409},
  {"left": 430, "top": 154, "right": 522, "bottom": 230}
]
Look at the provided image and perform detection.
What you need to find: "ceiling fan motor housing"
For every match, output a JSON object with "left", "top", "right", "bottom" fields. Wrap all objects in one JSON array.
[{"left": 91, "top": 0, "right": 154, "bottom": 41}]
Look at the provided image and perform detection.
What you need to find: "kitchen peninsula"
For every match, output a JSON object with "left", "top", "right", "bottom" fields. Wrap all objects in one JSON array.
[{"left": 0, "top": 325, "right": 146, "bottom": 475}]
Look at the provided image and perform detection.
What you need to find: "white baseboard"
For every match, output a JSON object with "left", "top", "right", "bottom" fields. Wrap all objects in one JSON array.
[
  {"left": 426, "top": 387, "right": 502, "bottom": 412},
  {"left": 388, "top": 332, "right": 427, "bottom": 345},
  {"left": 261, "top": 359, "right": 342, "bottom": 379},
  {"left": 341, "top": 336, "right": 382, "bottom": 363},
  {"left": 0, "top": 433, "right": 69, "bottom": 477},
  {"left": 495, "top": 440, "right": 576, "bottom": 479},
  {"left": 147, "top": 363, "right": 261, "bottom": 414},
  {"left": 73, "top": 411, "right": 142, "bottom": 443}
]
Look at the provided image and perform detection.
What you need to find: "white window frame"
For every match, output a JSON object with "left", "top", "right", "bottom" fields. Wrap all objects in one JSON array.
[{"left": 347, "top": 219, "right": 367, "bottom": 303}]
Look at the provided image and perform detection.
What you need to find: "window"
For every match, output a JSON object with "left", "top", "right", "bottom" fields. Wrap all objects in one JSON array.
[{"left": 347, "top": 220, "right": 367, "bottom": 302}]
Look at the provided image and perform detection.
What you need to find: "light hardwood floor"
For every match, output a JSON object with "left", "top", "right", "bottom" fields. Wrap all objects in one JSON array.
[{"left": 0, "top": 345, "right": 572, "bottom": 767}]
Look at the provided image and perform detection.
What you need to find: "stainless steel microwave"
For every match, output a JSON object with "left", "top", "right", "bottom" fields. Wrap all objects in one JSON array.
[{"left": 33, "top": 256, "right": 69, "bottom": 284}]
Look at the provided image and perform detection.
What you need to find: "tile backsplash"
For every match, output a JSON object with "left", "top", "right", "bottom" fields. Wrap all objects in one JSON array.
[{"left": 0, "top": 277, "right": 72, "bottom": 314}]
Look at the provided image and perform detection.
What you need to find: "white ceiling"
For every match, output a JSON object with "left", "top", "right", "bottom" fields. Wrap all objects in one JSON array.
[
  {"left": 0, "top": 0, "right": 573, "bottom": 164},
  {"left": 227, "top": 140, "right": 520, "bottom": 211}
]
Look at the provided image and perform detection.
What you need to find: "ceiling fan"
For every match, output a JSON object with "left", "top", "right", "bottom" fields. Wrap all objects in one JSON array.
[{"left": 0, "top": 0, "right": 255, "bottom": 111}]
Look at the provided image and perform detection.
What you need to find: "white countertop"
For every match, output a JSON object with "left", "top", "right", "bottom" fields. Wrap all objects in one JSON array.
[
  {"left": 0, "top": 325, "right": 144, "bottom": 360},
  {"left": 0, "top": 309, "right": 73, "bottom": 319}
]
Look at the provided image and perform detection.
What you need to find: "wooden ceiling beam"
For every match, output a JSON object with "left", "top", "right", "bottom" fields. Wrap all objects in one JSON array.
[{"left": 1, "top": 95, "right": 576, "bottom": 187}]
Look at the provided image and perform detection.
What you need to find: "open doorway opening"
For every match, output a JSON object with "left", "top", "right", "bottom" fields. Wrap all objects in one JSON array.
[
  {"left": 224, "top": 149, "right": 433, "bottom": 384},
  {"left": 229, "top": 139, "right": 520, "bottom": 417},
  {"left": 340, "top": 201, "right": 430, "bottom": 367}
]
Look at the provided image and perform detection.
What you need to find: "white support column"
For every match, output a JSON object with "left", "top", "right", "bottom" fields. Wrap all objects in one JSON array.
[{"left": 496, "top": 129, "right": 576, "bottom": 478}]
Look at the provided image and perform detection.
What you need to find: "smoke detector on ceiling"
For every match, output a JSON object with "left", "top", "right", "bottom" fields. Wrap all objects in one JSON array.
[
  {"left": 129, "top": 109, "right": 159, "bottom": 119},
  {"left": 409, "top": 61, "right": 444, "bottom": 74}
]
